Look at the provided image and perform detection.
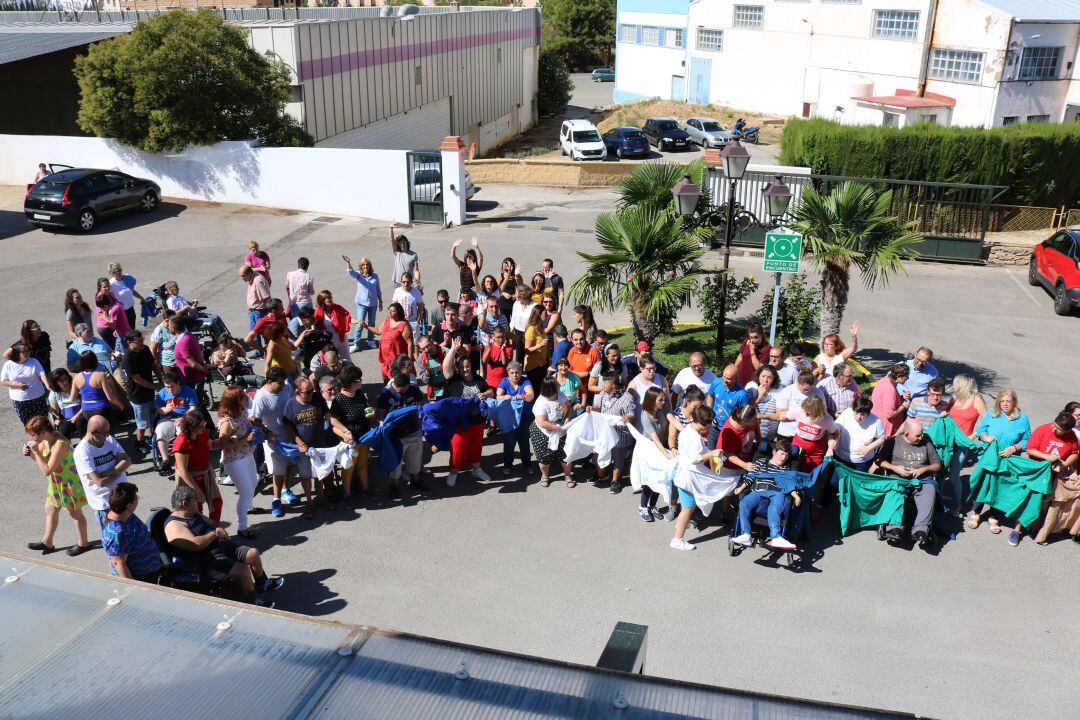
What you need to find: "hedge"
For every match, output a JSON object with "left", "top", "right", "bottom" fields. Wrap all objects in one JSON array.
[{"left": 778, "top": 118, "right": 1080, "bottom": 207}]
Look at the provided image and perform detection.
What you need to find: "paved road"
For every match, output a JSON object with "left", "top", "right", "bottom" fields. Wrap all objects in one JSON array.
[{"left": 0, "top": 185, "right": 1077, "bottom": 720}]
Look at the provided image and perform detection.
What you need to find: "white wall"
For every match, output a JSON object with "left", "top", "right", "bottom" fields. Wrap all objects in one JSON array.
[
  {"left": 615, "top": 10, "right": 689, "bottom": 103},
  {"left": 0, "top": 135, "right": 412, "bottom": 223}
]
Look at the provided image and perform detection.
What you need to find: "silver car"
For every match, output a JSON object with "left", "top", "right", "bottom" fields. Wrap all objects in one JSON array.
[{"left": 682, "top": 117, "right": 733, "bottom": 148}]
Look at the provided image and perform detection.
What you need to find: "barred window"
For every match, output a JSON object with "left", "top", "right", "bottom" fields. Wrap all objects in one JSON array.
[
  {"left": 697, "top": 28, "right": 724, "bottom": 52},
  {"left": 618, "top": 24, "right": 636, "bottom": 43},
  {"left": 1018, "top": 47, "right": 1061, "bottom": 80},
  {"left": 733, "top": 5, "right": 764, "bottom": 28},
  {"left": 1001, "top": 116, "right": 1019, "bottom": 126},
  {"left": 1027, "top": 114, "right": 1051, "bottom": 123},
  {"left": 640, "top": 26, "right": 660, "bottom": 46},
  {"left": 872, "top": 10, "right": 919, "bottom": 41},
  {"left": 928, "top": 48, "right": 984, "bottom": 83},
  {"left": 664, "top": 27, "right": 684, "bottom": 48}
]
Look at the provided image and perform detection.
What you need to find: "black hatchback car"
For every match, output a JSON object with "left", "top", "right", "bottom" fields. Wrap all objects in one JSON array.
[
  {"left": 24, "top": 168, "right": 161, "bottom": 232},
  {"left": 642, "top": 118, "right": 691, "bottom": 152}
]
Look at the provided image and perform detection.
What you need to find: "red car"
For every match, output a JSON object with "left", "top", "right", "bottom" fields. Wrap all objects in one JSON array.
[{"left": 1029, "top": 229, "right": 1080, "bottom": 315}]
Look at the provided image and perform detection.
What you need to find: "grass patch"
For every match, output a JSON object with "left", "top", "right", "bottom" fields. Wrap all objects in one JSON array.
[
  {"left": 597, "top": 99, "right": 786, "bottom": 145},
  {"left": 501, "top": 144, "right": 560, "bottom": 159}
]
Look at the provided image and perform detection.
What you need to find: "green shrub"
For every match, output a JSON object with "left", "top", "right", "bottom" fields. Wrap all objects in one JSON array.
[
  {"left": 779, "top": 118, "right": 1080, "bottom": 207},
  {"left": 758, "top": 274, "right": 821, "bottom": 349},
  {"left": 698, "top": 274, "right": 760, "bottom": 326}
]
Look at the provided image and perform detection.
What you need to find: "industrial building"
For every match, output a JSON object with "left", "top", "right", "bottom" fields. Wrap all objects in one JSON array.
[
  {"left": 0, "top": 6, "right": 540, "bottom": 152},
  {"left": 613, "top": 0, "right": 1080, "bottom": 128}
]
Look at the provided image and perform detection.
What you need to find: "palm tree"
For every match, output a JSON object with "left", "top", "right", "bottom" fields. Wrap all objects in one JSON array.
[
  {"left": 615, "top": 157, "right": 712, "bottom": 216},
  {"left": 571, "top": 205, "right": 713, "bottom": 342},
  {"left": 793, "top": 182, "right": 922, "bottom": 338}
]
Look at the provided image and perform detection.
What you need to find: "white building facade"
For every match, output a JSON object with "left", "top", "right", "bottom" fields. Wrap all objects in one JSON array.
[{"left": 613, "top": 0, "right": 1080, "bottom": 127}]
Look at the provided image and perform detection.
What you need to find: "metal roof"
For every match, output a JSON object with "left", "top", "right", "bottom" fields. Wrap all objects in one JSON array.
[
  {"left": 0, "top": 24, "right": 128, "bottom": 64},
  {"left": 0, "top": 552, "right": 920, "bottom": 720},
  {"left": 975, "top": 0, "right": 1080, "bottom": 21}
]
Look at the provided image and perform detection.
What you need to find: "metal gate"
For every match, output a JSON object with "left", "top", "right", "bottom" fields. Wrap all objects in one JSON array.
[{"left": 406, "top": 151, "right": 443, "bottom": 225}]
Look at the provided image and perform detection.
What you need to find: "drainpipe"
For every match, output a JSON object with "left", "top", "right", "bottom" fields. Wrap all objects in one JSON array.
[{"left": 916, "top": 0, "right": 939, "bottom": 96}]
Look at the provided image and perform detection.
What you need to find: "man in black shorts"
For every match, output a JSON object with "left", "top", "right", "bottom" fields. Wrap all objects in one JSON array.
[{"left": 163, "top": 486, "right": 283, "bottom": 606}]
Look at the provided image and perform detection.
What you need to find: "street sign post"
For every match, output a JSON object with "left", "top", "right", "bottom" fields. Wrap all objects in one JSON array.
[{"left": 762, "top": 228, "right": 804, "bottom": 345}]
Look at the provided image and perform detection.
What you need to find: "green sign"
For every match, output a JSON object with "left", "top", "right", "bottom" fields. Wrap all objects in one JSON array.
[{"left": 763, "top": 230, "right": 803, "bottom": 273}]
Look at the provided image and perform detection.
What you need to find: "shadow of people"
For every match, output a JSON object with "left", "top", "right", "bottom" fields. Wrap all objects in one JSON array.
[{"left": 273, "top": 567, "right": 347, "bottom": 616}]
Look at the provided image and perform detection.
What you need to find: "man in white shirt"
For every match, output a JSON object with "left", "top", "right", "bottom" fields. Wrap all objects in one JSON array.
[
  {"left": 775, "top": 369, "right": 827, "bottom": 439},
  {"left": 73, "top": 416, "right": 132, "bottom": 530},
  {"left": 670, "top": 352, "right": 716, "bottom": 405},
  {"left": 509, "top": 286, "right": 537, "bottom": 359},
  {"left": 834, "top": 396, "right": 886, "bottom": 471},
  {"left": 392, "top": 272, "right": 425, "bottom": 336}
]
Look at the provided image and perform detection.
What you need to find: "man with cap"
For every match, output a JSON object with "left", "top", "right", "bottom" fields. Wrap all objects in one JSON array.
[{"left": 621, "top": 340, "right": 669, "bottom": 379}]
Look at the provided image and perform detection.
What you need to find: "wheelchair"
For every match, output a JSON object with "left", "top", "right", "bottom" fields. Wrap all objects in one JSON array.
[
  {"left": 147, "top": 507, "right": 242, "bottom": 600},
  {"left": 874, "top": 477, "right": 939, "bottom": 548},
  {"left": 727, "top": 445, "right": 805, "bottom": 566}
]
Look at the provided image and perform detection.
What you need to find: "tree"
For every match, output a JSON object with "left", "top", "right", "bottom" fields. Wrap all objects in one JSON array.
[
  {"left": 542, "top": 0, "right": 615, "bottom": 70},
  {"left": 75, "top": 9, "right": 312, "bottom": 153},
  {"left": 537, "top": 48, "right": 573, "bottom": 117},
  {"left": 792, "top": 182, "right": 921, "bottom": 338},
  {"left": 571, "top": 206, "right": 714, "bottom": 342},
  {"left": 615, "top": 158, "right": 712, "bottom": 217}
]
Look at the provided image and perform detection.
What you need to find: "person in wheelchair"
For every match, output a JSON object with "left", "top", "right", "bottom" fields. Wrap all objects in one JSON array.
[
  {"left": 153, "top": 372, "right": 198, "bottom": 474},
  {"left": 163, "top": 486, "right": 283, "bottom": 607},
  {"left": 731, "top": 438, "right": 801, "bottom": 551},
  {"left": 876, "top": 419, "right": 942, "bottom": 548}
]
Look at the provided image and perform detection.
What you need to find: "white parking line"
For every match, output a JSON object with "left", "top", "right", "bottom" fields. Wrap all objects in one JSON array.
[{"left": 1004, "top": 267, "right": 1043, "bottom": 307}]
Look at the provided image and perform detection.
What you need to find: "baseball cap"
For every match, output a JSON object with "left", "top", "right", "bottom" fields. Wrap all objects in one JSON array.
[{"left": 635, "top": 341, "right": 651, "bottom": 352}]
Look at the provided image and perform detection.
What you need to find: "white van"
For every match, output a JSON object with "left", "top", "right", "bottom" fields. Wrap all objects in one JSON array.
[{"left": 559, "top": 119, "right": 606, "bottom": 161}]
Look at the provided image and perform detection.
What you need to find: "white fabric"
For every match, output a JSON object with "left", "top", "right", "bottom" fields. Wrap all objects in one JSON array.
[
  {"left": 835, "top": 408, "right": 885, "bottom": 463},
  {"left": 2, "top": 358, "right": 46, "bottom": 401},
  {"left": 674, "top": 426, "right": 738, "bottom": 516},
  {"left": 562, "top": 411, "right": 623, "bottom": 467},
  {"left": 533, "top": 393, "right": 568, "bottom": 447},
  {"left": 510, "top": 300, "right": 537, "bottom": 332},
  {"left": 671, "top": 367, "right": 716, "bottom": 397},
  {"left": 73, "top": 435, "right": 127, "bottom": 511},
  {"left": 306, "top": 442, "right": 357, "bottom": 480},
  {"left": 286, "top": 269, "right": 314, "bottom": 306},
  {"left": 224, "top": 454, "right": 259, "bottom": 531},
  {"left": 627, "top": 423, "right": 676, "bottom": 506}
]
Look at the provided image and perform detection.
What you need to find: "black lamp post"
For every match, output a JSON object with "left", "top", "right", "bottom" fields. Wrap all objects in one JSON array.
[
  {"left": 714, "top": 140, "right": 751, "bottom": 364},
  {"left": 761, "top": 175, "right": 793, "bottom": 346}
]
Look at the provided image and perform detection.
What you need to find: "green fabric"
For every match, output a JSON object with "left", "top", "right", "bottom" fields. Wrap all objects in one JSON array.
[
  {"left": 834, "top": 462, "right": 920, "bottom": 536},
  {"left": 924, "top": 416, "right": 983, "bottom": 482},
  {"left": 968, "top": 440, "right": 1053, "bottom": 528}
]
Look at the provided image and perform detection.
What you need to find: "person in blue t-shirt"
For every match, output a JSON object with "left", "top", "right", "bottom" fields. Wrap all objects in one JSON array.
[
  {"left": 548, "top": 324, "right": 572, "bottom": 371},
  {"left": 496, "top": 362, "right": 535, "bottom": 473},
  {"left": 705, "top": 364, "right": 749, "bottom": 449},
  {"left": 102, "top": 482, "right": 162, "bottom": 582},
  {"left": 153, "top": 371, "right": 199, "bottom": 465}
]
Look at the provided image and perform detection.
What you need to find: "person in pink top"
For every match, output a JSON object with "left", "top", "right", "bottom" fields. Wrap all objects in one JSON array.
[
  {"left": 95, "top": 292, "right": 130, "bottom": 351},
  {"left": 245, "top": 241, "right": 271, "bottom": 285},
  {"left": 778, "top": 394, "right": 839, "bottom": 472},
  {"left": 871, "top": 363, "right": 911, "bottom": 437}
]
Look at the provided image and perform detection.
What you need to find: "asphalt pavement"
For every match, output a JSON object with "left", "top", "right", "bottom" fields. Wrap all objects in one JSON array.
[{"left": 0, "top": 184, "right": 1077, "bottom": 720}]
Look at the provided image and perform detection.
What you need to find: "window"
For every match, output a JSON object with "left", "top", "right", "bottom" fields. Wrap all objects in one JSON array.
[
  {"left": 1027, "top": 114, "right": 1051, "bottom": 123},
  {"left": 1018, "top": 47, "right": 1062, "bottom": 80},
  {"left": 697, "top": 28, "right": 724, "bottom": 52},
  {"left": 1001, "top": 115, "right": 1019, "bottom": 126},
  {"left": 664, "top": 27, "right": 684, "bottom": 48},
  {"left": 618, "top": 24, "right": 636, "bottom": 43},
  {"left": 928, "top": 48, "right": 984, "bottom": 83},
  {"left": 872, "top": 10, "right": 919, "bottom": 41},
  {"left": 640, "top": 26, "right": 660, "bottom": 46},
  {"left": 882, "top": 112, "right": 900, "bottom": 127},
  {"left": 919, "top": 114, "right": 938, "bottom": 124},
  {"left": 733, "top": 5, "right": 764, "bottom": 28}
]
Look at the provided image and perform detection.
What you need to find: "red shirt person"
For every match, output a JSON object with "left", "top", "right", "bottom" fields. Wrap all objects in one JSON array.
[
  {"left": 734, "top": 322, "right": 771, "bottom": 387},
  {"left": 717, "top": 405, "right": 760, "bottom": 477}
]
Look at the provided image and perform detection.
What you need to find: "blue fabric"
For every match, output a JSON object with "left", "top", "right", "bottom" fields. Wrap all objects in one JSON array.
[
  {"left": 421, "top": 397, "right": 479, "bottom": 451},
  {"left": 67, "top": 338, "right": 113, "bottom": 372},
  {"left": 360, "top": 406, "right": 421, "bottom": 475},
  {"left": 273, "top": 440, "right": 301, "bottom": 459},
  {"left": 140, "top": 297, "right": 159, "bottom": 327},
  {"left": 483, "top": 397, "right": 524, "bottom": 433},
  {"left": 154, "top": 385, "right": 198, "bottom": 419},
  {"left": 102, "top": 514, "right": 162, "bottom": 577}
]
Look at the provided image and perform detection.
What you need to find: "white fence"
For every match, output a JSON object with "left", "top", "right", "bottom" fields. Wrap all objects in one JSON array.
[{"left": 0, "top": 135, "right": 413, "bottom": 223}]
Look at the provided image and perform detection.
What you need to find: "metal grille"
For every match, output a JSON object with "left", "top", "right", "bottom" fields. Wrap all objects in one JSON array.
[
  {"left": 985, "top": 204, "right": 1057, "bottom": 232},
  {"left": 733, "top": 5, "right": 764, "bottom": 28},
  {"left": 1018, "top": 46, "right": 1061, "bottom": 80},
  {"left": 872, "top": 10, "right": 919, "bottom": 40},
  {"left": 1026, "top": 114, "right": 1051, "bottom": 123},
  {"left": 929, "top": 48, "right": 984, "bottom": 83},
  {"left": 696, "top": 28, "right": 723, "bottom": 52},
  {"left": 407, "top": 151, "right": 443, "bottom": 225}
]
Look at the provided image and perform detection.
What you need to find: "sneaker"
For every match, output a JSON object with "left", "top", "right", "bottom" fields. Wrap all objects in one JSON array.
[
  {"left": 912, "top": 530, "right": 930, "bottom": 548},
  {"left": 732, "top": 533, "right": 753, "bottom": 547},
  {"left": 767, "top": 536, "right": 796, "bottom": 551},
  {"left": 650, "top": 507, "right": 665, "bottom": 521},
  {"left": 472, "top": 467, "right": 491, "bottom": 482},
  {"left": 669, "top": 538, "right": 696, "bottom": 551},
  {"left": 281, "top": 489, "right": 299, "bottom": 505},
  {"left": 446, "top": 473, "right": 458, "bottom": 488},
  {"left": 219, "top": 475, "right": 234, "bottom": 486},
  {"left": 259, "top": 576, "right": 285, "bottom": 593},
  {"left": 350, "top": 345, "right": 362, "bottom": 354},
  {"left": 609, "top": 482, "right": 622, "bottom": 494},
  {"left": 1008, "top": 530, "right": 1021, "bottom": 547},
  {"left": 639, "top": 507, "right": 654, "bottom": 522},
  {"left": 254, "top": 597, "right": 276, "bottom": 609},
  {"left": 271, "top": 499, "right": 283, "bottom": 518}
]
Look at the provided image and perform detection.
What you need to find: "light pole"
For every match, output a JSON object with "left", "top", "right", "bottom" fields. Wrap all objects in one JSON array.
[
  {"left": 714, "top": 140, "right": 751, "bottom": 364},
  {"left": 761, "top": 175, "right": 793, "bottom": 346}
]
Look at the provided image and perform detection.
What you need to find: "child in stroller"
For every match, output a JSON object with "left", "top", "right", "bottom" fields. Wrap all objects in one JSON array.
[
  {"left": 731, "top": 438, "right": 802, "bottom": 552},
  {"left": 209, "top": 334, "right": 249, "bottom": 381}
]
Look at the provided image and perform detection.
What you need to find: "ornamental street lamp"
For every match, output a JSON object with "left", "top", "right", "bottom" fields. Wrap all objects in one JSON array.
[
  {"left": 714, "top": 140, "right": 751, "bottom": 363},
  {"left": 670, "top": 173, "right": 701, "bottom": 217},
  {"left": 762, "top": 174, "right": 792, "bottom": 220}
]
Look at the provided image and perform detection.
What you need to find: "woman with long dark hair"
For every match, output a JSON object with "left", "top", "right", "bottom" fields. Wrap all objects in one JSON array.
[
  {"left": 573, "top": 304, "right": 598, "bottom": 344},
  {"left": 95, "top": 291, "right": 130, "bottom": 351},
  {"left": 497, "top": 257, "right": 520, "bottom": 319},
  {"left": 69, "top": 350, "right": 122, "bottom": 430},
  {"left": 2, "top": 320, "right": 52, "bottom": 373},
  {"left": 217, "top": 386, "right": 259, "bottom": 538},
  {"left": 2, "top": 342, "right": 50, "bottom": 426},
  {"left": 64, "top": 288, "right": 94, "bottom": 341}
]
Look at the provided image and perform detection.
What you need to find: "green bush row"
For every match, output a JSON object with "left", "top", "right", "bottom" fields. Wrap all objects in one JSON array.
[{"left": 778, "top": 118, "right": 1080, "bottom": 207}]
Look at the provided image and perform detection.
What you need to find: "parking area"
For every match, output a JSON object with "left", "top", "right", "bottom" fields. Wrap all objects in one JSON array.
[{"left": 0, "top": 184, "right": 1077, "bottom": 720}]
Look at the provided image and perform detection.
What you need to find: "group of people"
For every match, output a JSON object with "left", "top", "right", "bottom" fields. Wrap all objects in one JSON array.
[{"left": 4, "top": 232, "right": 1079, "bottom": 611}]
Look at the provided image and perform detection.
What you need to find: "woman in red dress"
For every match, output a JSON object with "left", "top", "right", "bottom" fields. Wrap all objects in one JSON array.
[{"left": 363, "top": 302, "right": 413, "bottom": 382}]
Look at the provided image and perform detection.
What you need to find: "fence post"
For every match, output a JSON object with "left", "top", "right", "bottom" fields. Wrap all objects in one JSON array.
[{"left": 439, "top": 135, "right": 467, "bottom": 227}]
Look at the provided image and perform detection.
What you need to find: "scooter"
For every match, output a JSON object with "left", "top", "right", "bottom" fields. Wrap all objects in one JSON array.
[{"left": 732, "top": 118, "right": 759, "bottom": 144}]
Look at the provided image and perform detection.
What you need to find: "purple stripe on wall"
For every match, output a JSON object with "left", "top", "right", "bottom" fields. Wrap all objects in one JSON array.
[{"left": 298, "top": 26, "right": 539, "bottom": 82}]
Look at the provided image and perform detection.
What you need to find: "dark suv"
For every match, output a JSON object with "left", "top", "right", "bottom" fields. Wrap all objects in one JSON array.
[
  {"left": 642, "top": 118, "right": 691, "bottom": 152},
  {"left": 24, "top": 168, "right": 161, "bottom": 232}
]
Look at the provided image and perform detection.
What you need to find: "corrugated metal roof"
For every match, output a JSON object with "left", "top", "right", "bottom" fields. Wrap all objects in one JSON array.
[
  {"left": 0, "top": 553, "right": 917, "bottom": 720},
  {"left": 0, "top": 25, "right": 128, "bottom": 64},
  {"left": 975, "top": 0, "right": 1080, "bottom": 21}
]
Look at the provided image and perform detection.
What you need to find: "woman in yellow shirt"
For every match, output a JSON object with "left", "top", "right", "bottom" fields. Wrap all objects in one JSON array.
[
  {"left": 523, "top": 305, "right": 549, "bottom": 389},
  {"left": 264, "top": 324, "right": 297, "bottom": 378}
]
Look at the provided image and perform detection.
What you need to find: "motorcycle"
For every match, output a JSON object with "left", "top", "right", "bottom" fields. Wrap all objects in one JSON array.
[{"left": 732, "top": 118, "right": 760, "bottom": 144}]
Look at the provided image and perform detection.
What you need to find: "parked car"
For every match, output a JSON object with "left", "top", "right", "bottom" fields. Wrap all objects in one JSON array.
[
  {"left": 413, "top": 166, "right": 480, "bottom": 202},
  {"left": 591, "top": 68, "right": 615, "bottom": 82},
  {"left": 559, "top": 119, "right": 607, "bottom": 161},
  {"left": 682, "top": 117, "right": 733, "bottom": 148},
  {"left": 1028, "top": 229, "right": 1080, "bottom": 315},
  {"left": 24, "top": 168, "right": 160, "bottom": 232},
  {"left": 601, "top": 127, "right": 650, "bottom": 159},
  {"left": 642, "top": 118, "right": 691, "bottom": 152}
]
